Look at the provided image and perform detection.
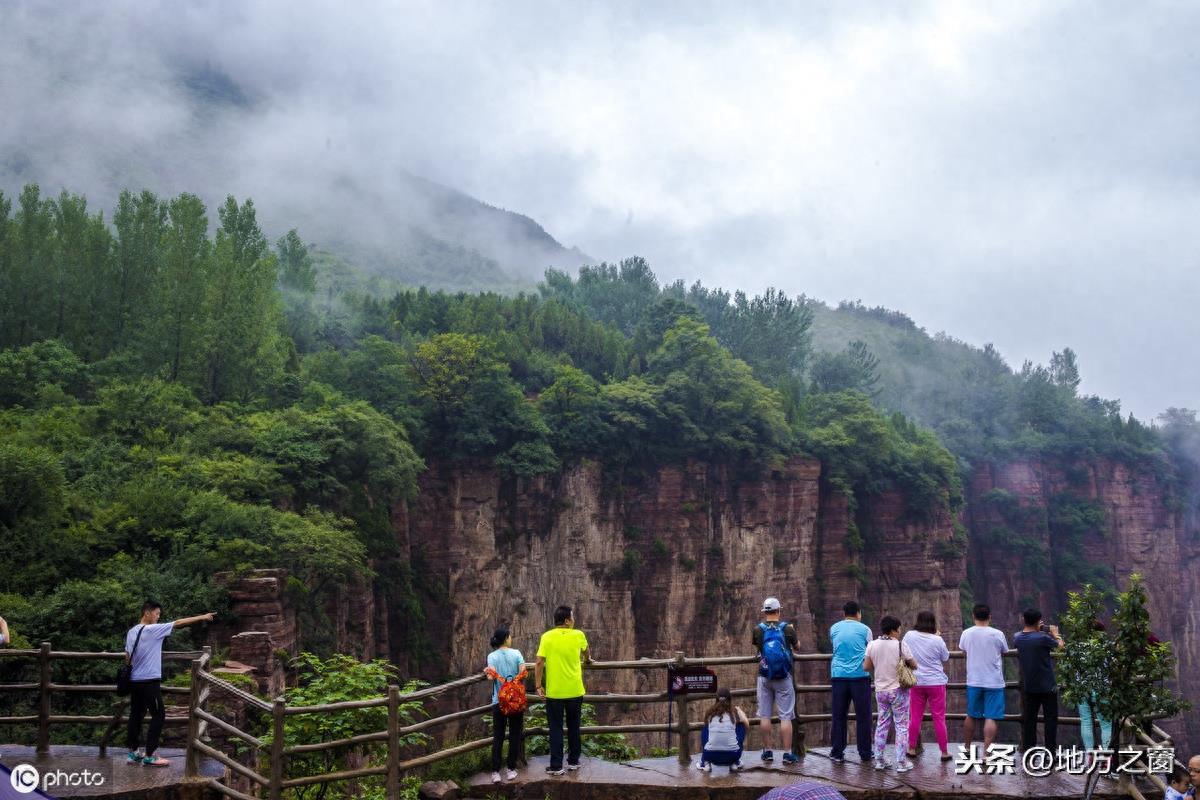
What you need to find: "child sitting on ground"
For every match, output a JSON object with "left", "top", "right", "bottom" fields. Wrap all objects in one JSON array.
[{"left": 697, "top": 688, "right": 749, "bottom": 772}]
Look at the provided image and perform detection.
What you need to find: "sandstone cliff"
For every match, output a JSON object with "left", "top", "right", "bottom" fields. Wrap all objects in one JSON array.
[
  {"left": 384, "top": 457, "right": 965, "bottom": 743},
  {"left": 211, "top": 454, "right": 1197, "bottom": 753},
  {"left": 965, "top": 457, "right": 1198, "bottom": 750}
]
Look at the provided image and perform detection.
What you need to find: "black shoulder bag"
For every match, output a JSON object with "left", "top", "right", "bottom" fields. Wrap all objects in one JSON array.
[{"left": 116, "top": 625, "right": 145, "bottom": 696}]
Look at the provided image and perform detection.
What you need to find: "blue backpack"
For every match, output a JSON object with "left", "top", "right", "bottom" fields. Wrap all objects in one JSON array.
[{"left": 758, "top": 621, "right": 792, "bottom": 679}]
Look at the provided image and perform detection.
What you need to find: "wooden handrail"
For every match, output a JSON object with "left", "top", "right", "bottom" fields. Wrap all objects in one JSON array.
[
  {"left": 47, "top": 683, "right": 190, "bottom": 694},
  {"left": 283, "top": 729, "right": 388, "bottom": 754},
  {"left": 283, "top": 696, "right": 387, "bottom": 715},
  {"left": 0, "top": 638, "right": 1179, "bottom": 800},
  {"left": 197, "top": 670, "right": 273, "bottom": 712},
  {"left": 194, "top": 707, "right": 265, "bottom": 748},
  {"left": 0, "top": 649, "right": 204, "bottom": 661},
  {"left": 281, "top": 764, "right": 388, "bottom": 789},
  {"left": 192, "top": 740, "right": 271, "bottom": 786},
  {"left": 205, "top": 778, "right": 261, "bottom": 800}
]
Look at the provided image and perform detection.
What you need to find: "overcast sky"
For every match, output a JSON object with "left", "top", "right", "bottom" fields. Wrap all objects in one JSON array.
[{"left": 2, "top": 1, "right": 1197, "bottom": 420}]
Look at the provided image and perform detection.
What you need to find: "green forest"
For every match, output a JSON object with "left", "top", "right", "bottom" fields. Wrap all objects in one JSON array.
[{"left": 1, "top": 184, "right": 1197, "bottom": 658}]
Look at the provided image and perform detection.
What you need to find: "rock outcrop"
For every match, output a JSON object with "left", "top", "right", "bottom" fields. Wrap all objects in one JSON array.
[
  {"left": 386, "top": 457, "right": 966, "bottom": 742},
  {"left": 210, "top": 453, "right": 1198, "bottom": 752},
  {"left": 965, "top": 457, "right": 1199, "bottom": 750}
]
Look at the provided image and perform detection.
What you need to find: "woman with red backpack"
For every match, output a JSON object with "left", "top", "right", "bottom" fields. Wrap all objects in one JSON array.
[{"left": 484, "top": 625, "right": 527, "bottom": 783}]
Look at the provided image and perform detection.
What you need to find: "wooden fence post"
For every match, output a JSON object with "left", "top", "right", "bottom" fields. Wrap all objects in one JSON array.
[
  {"left": 36, "top": 642, "right": 51, "bottom": 755},
  {"left": 387, "top": 685, "right": 401, "bottom": 800},
  {"left": 673, "top": 652, "right": 690, "bottom": 766},
  {"left": 269, "top": 698, "right": 286, "bottom": 800},
  {"left": 791, "top": 660, "right": 804, "bottom": 758},
  {"left": 184, "top": 654, "right": 203, "bottom": 778}
]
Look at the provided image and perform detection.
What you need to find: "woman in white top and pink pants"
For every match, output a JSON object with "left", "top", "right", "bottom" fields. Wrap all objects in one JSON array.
[{"left": 901, "top": 610, "right": 952, "bottom": 760}]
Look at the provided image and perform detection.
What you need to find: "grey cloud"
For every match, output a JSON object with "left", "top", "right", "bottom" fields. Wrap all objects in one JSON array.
[{"left": 1, "top": 0, "right": 1196, "bottom": 419}]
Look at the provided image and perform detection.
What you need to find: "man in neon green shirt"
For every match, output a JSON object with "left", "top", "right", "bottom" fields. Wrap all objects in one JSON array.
[{"left": 535, "top": 605, "right": 592, "bottom": 775}]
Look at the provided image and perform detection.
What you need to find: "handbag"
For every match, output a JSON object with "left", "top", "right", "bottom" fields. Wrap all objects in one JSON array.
[
  {"left": 116, "top": 625, "right": 145, "bottom": 696},
  {"left": 896, "top": 638, "right": 917, "bottom": 689}
]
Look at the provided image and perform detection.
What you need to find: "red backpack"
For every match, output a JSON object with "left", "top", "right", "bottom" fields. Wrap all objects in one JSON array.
[{"left": 485, "top": 666, "right": 529, "bottom": 715}]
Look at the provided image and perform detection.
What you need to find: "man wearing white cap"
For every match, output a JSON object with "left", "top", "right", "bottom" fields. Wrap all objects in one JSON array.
[{"left": 752, "top": 596, "right": 799, "bottom": 765}]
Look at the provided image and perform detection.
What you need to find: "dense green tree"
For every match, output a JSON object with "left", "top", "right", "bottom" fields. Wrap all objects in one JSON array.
[
  {"left": 538, "top": 365, "right": 611, "bottom": 457},
  {"left": 142, "top": 193, "right": 210, "bottom": 383},
  {"left": 642, "top": 317, "right": 790, "bottom": 465},
  {"left": 0, "top": 191, "right": 10, "bottom": 343},
  {"left": 200, "top": 197, "right": 285, "bottom": 401},
  {"left": 277, "top": 229, "right": 320, "bottom": 351},
  {"left": 0, "top": 339, "right": 89, "bottom": 408},
  {"left": 111, "top": 190, "right": 165, "bottom": 351},
  {"left": 809, "top": 340, "right": 881, "bottom": 396},
  {"left": 277, "top": 229, "right": 317, "bottom": 293},
  {"left": 541, "top": 257, "right": 660, "bottom": 335},
  {"left": 7, "top": 185, "right": 55, "bottom": 347},
  {"left": 407, "top": 333, "right": 556, "bottom": 476}
]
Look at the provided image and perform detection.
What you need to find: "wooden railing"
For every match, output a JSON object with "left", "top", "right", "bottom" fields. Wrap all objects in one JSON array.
[
  {"left": 184, "top": 647, "right": 1087, "bottom": 800},
  {"left": 0, "top": 642, "right": 202, "bottom": 755},
  {"left": 0, "top": 642, "right": 1180, "bottom": 800}
]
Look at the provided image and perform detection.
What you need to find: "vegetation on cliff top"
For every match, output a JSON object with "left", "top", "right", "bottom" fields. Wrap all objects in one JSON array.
[{"left": 1, "top": 184, "right": 1194, "bottom": 659}]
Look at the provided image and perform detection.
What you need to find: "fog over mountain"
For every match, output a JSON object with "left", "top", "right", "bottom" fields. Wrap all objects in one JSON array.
[{"left": 2, "top": 1, "right": 1197, "bottom": 419}]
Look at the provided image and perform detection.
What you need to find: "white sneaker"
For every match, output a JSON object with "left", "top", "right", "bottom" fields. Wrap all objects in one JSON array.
[
  {"left": 896, "top": 760, "right": 914, "bottom": 773},
  {"left": 730, "top": 762, "right": 743, "bottom": 772},
  {"left": 695, "top": 761, "right": 711, "bottom": 772},
  {"left": 874, "top": 759, "right": 887, "bottom": 770},
  {"left": 504, "top": 768, "right": 518, "bottom": 780},
  {"left": 566, "top": 762, "right": 581, "bottom": 771},
  {"left": 491, "top": 772, "right": 502, "bottom": 783}
]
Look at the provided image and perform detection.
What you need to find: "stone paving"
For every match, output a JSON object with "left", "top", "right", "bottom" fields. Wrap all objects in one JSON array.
[
  {"left": 0, "top": 745, "right": 221, "bottom": 799},
  {"left": 466, "top": 746, "right": 1129, "bottom": 800}
]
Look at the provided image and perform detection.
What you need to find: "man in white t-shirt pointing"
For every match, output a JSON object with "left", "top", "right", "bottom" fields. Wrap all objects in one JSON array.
[
  {"left": 957, "top": 603, "right": 1008, "bottom": 752},
  {"left": 125, "top": 600, "right": 214, "bottom": 767}
]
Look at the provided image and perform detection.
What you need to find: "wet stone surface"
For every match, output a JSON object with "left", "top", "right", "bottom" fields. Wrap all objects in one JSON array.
[
  {"left": 465, "top": 747, "right": 1129, "bottom": 800},
  {"left": 0, "top": 745, "right": 222, "bottom": 799}
]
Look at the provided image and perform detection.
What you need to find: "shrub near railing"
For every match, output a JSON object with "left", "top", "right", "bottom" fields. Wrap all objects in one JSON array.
[{"left": 261, "top": 654, "right": 427, "bottom": 800}]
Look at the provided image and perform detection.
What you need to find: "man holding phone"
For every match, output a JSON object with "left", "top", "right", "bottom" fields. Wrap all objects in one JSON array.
[{"left": 1014, "top": 608, "right": 1063, "bottom": 753}]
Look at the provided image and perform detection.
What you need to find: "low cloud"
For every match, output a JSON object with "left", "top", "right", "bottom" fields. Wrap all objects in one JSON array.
[{"left": 1, "top": 0, "right": 1196, "bottom": 419}]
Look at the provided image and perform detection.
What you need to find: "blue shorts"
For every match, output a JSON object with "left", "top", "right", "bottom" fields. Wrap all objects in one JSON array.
[{"left": 966, "top": 687, "right": 1005, "bottom": 720}]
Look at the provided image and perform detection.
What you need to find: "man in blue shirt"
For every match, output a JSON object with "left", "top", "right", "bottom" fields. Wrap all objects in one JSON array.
[
  {"left": 125, "top": 600, "right": 213, "bottom": 767},
  {"left": 828, "top": 601, "right": 873, "bottom": 763}
]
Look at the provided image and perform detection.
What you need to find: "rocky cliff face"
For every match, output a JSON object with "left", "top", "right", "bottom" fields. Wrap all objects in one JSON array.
[
  {"left": 385, "top": 457, "right": 966, "bottom": 739},
  {"left": 213, "top": 453, "right": 1197, "bottom": 752},
  {"left": 965, "top": 457, "right": 1199, "bottom": 750}
]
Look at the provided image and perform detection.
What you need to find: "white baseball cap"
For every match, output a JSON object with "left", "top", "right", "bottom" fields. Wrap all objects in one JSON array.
[{"left": 761, "top": 597, "right": 781, "bottom": 612}]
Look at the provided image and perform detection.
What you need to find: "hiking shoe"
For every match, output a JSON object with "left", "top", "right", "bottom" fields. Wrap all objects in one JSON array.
[
  {"left": 695, "top": 761, "right": 711, "bottom": 772},
  {"left": 566, "top": 762, "right": 581, "bottom": 771},
  {"left": 782, "top": 752, "right": 799, "bottom": 765},
  {"left": 545, "top": 766, "right": 565, "bottom": 776},
  {"left": 142, "top": 756, "right": 170, "bottom": 768},
  {"left": 761, "top": 750, "right": 774, "bottom": 762},
  {"left": 896, "top": 760, "right": 914, "bottom": 773},
  {"left": 126, "top": 751, "right": 144, "bottom": 765},
  {"left": 504, "top": 769, "right": 517, "bottom": 780}
]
